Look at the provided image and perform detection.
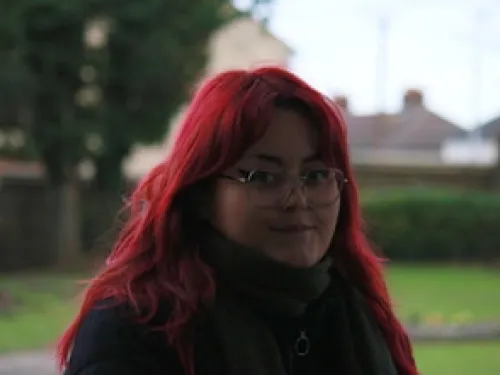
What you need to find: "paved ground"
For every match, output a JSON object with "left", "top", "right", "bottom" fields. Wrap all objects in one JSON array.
[{"left": 0, "top": 351, "right": 57, "bottom": 375}]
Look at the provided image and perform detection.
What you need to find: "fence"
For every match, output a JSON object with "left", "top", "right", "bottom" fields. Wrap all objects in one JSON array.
[
  {"left": 0, "top": 177, "right": 125, "bottom": 271},
  {"left": 354, "top": 163, "right": 500, "bottom": 191}
]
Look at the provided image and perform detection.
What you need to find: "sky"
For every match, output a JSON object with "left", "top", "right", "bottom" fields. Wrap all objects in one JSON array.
[{"left": 235, "top": 0, "right": 500, "bottom": 130}]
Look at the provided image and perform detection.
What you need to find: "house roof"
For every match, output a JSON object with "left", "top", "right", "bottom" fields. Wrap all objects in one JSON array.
[
  {"left": 478, "top": 115, "right": 500, "bottom": 138},
  {"left": 380, "top": 109, "right": 466, "bottom": 150},
  {"left": 336, "top": 90, "right": 467, "bottom": 151},
  {"left": 344, "top": 113, "right": 394, "bottom": 149}
]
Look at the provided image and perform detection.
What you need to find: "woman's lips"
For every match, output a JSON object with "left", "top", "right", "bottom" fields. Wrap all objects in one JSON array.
[{"left": 269, "top": 224, "right": 315, "bottom": 233}]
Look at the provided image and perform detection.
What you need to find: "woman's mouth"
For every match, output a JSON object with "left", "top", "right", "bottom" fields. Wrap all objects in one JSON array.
[{"left": 269, "top": 224, "right": 315, "bottom": 233}]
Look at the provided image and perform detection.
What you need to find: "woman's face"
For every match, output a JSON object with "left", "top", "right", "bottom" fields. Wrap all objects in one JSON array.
[{"left": 209, "top": 107, "right": 341, "bottom": 268}]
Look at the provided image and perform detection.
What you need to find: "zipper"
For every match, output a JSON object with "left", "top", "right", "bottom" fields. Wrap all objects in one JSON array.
[{"left": 289, "top": 328, "right": 310, "bottom": 375}]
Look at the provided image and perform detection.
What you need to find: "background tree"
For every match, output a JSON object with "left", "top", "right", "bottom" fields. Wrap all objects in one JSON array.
[
  {"left": 85, "top": 1, "right": 241, "bottom": 189},
  {"left": 0, "top": 0, "right": 244, "bottom": 266}
]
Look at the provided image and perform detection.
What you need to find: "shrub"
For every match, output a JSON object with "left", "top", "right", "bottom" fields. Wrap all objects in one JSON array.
[{"left": 361, "top": 188, "right": 500, "bottom": 262}]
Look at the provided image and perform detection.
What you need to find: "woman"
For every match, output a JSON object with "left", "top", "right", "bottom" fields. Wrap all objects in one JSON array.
[{"left": 58, "top": 67, "right": 418, "bottom": 375}]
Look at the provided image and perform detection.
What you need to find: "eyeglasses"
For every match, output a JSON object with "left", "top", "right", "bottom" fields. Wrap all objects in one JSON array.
[{"left": 220, "top": 167, "right": 348, "bottom": 208}]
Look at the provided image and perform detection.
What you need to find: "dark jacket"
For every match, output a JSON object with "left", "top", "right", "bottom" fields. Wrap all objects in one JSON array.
[
  {"left": 62, "top": 289, "right": 361, "bottom": 375},
  {"left": 63, "top": 299, "right": 185, "bottom": 375}
]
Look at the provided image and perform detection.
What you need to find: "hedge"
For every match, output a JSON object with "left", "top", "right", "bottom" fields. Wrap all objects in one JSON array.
[
  {"left": 81, "top": 186, "right": 500, "bottom": 262},
  {"left": 361, "top": 188, "right": 500, "bottom": 262}
]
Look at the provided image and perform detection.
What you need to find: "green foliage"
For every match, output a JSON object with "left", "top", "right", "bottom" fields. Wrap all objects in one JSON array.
[
  {"left": 362, "top": 188, "right": 500, "bottom": 261},
  {"left": 0, "top": 0, "right": 238, "bottom": 187},
  {"left": 89, "top": 0, "right": 237, "bottom": 188}
]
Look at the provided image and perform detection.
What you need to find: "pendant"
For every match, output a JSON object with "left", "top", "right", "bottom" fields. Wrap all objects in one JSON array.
[{"left": 294, "top": 329, "right": 311, "bottom": 356}]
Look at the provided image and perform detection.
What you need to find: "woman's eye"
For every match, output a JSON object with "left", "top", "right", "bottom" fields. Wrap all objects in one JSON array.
[
  {"left": 304, "top": 169, "right": 330, "bottom": 184},
  {"left": 239, "top": 169, "right": 278, "bottom": 184}
]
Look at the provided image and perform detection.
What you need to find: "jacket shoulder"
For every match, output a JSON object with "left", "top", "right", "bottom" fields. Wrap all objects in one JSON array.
[{"left": 64, "top": 298, "right": 182, "bottom": 375}]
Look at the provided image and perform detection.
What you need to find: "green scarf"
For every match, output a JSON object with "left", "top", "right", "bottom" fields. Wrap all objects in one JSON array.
[{"left": 200, "top": 227, "right": 398, "bottom": 375}]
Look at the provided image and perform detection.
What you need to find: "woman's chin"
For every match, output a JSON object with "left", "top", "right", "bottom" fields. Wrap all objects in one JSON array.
[{"left": 270, "top": 250, "right": 321, "bottom": 269}]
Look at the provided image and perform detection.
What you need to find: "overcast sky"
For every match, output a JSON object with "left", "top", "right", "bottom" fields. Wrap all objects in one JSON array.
[{"left": 235, "top": 0, "right": 500, "bottom": 130}]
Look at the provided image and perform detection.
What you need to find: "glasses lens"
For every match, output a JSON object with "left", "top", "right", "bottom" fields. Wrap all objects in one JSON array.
[
  {"left": 246, "top": 168, "right": 346, "bottom": 208},
  {"left": 304, "top": 169, "right": 345, "bottom": 207}
]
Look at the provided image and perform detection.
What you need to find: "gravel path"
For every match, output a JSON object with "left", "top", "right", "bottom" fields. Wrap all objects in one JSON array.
[{"left": 0, "top": 351, "right": 57, "bottom": 375}]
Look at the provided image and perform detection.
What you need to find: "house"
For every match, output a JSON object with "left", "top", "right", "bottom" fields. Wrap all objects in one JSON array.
[
  {"left": 0, "top": 159, "right": 43, "bottom": 179},
  {"left": 438, "top": 113, "right": 500, "bottom": 165},
  {"left": 476, "top": 114, "right": 500, "bottom": 139},
  {"left": 335, "top": 89, "right": 468, "bottom": 165},
  {"left": 123, "top": 17, "right": 293, "bottom": 179}
]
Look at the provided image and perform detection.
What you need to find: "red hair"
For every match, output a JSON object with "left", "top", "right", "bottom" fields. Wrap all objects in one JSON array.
[{"left": 57, "top": 67, "right": 418, "bottom": 375}]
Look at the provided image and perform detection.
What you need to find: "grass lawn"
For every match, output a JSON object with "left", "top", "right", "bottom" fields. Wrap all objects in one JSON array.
[
  {"left": 0, "top": 265, "right": 499, "bottom": 375},
  {"left": 386, "top": 265, "right": 500, "bottom": 324},
  {"left": 0, "top": 273, "right": 83, "bottom": 353},
  {"left": 414, "top": 342, "right": 500, "bottom": 375}
]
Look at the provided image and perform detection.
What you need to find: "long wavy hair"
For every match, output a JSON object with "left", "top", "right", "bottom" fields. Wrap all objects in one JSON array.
[{"left": 57, "top": 66, "right": 418, "bottom": 375}]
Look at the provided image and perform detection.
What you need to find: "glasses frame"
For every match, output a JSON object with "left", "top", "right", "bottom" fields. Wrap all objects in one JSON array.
[{"left": 219, "top": 167, "right": 349, "bottom": 208}]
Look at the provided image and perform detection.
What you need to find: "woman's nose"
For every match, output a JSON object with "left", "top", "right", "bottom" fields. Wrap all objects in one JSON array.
[{"left": 279, "top": 181, "right": 308, "bottom": 209}]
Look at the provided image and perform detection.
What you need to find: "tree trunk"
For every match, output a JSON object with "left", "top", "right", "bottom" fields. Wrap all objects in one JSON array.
[{"left": 53, "top": 175, "right": 83, "bottom": 270}]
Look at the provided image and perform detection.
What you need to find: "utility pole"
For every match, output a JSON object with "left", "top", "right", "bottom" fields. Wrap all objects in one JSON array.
[
  {"left": 251, "top": 0, "right": 273, "bottom": 26},
  {"left": 375, "top": 15, "right": 390, "bottom": 114},
  {"left": 470, "top": 9, "right": 487, "bottom": 140}
]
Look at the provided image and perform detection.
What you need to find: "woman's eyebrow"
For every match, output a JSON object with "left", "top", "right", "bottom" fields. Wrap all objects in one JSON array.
[{"left": 247, "top": 152, "right": 320, "bottom": 165}]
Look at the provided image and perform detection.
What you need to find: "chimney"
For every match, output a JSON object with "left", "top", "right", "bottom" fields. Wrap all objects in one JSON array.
[
  {"left": 403, "top": 89, "right": 424, "bottom": 109},
  {"left": 333, "top": 95, "right": 349, "bottom": 112}
]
